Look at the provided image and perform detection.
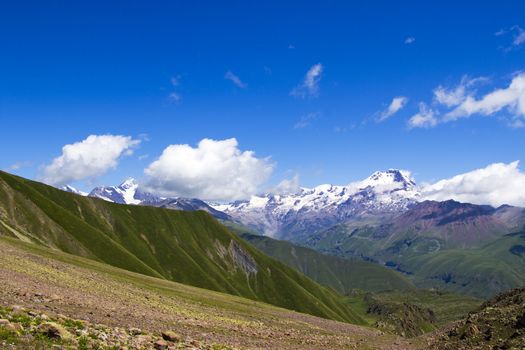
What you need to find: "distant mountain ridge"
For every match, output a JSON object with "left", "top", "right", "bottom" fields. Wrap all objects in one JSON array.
[
  {"left": 213, "top": 169, "right": 420, "bottom": 240},
  {"left": 63, "top": 178, "right": 230, "bottom": 220},
  {"left": 305, "top": 199, "right": 525, "bottom": 297}
]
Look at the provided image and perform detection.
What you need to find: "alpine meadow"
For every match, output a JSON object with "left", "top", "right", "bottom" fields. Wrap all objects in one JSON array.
[{"left": 1, "top": 1, "right": 525, "bottom": 349}]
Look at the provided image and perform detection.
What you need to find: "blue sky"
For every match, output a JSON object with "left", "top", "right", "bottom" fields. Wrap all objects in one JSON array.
[{"left": 1, "top": 1, "right": 525, "bottom": 199}]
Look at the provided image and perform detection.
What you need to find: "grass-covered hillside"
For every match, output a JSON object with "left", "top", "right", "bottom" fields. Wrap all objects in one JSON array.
[
  {"left": 241, "top": 233, "right": 416, "bottom": 294},
  {"left": 0, "top": 237, "right": 416, "bottom": 350},
  {"left": 0, "top": 170, "right": 364, "bottom": 324},
  {"left": 305, "top": 200, "right": 525, "bottom": 298}
]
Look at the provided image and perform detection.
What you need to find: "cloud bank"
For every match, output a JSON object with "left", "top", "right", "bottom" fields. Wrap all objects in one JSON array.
[
  {"left": 421, "top": 161, "right": 525, "bottom": 207},
  {"left": 144, "top": 138, "right": 273, "bottom": 201},
  {"left": 41, "top": 135, "right": 140, "bottom": 186}
]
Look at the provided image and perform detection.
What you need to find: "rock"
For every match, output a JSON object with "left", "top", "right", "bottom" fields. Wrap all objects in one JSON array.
[
  {"left": 161, "top": 330, "right": 181, "bottom": 342},
  {"left": 129, "top": 327, "right": 142, "bottom": 335},
  {"left": 11, "top": 305, "right": 25, "bottom": 314},
  {"left": 10, "top": 323, "right": 24, "bottom": 332},
  {"left": 0, "top": 319, "right": 9, "bottom": 325},
  {"left": 517, "top": 311, "right": 525, "bottom": 328},
  {"left": 38, "top": 322, "right": 73, "bottom": 340},
  {"left": 154, "top": 339, "right": 168, "bottom": 350}
]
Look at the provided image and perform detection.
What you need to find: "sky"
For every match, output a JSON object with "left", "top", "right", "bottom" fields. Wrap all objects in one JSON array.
[{"left": 1, "top": 1, "right": 525, "bottom": 203}]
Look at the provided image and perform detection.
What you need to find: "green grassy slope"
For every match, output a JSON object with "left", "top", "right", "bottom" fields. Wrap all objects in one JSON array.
[
  {"left": 241, "top": 233, "right": 416, "bottom": 294},
  {"left": 401, "top": 231, "right": 525, "bottom": 298},
  {"left": 306, "top": 221, "right": 525, "bottom": 298},
  {"left": 0, "top": 170, "right": 364, "bottom": 324}
]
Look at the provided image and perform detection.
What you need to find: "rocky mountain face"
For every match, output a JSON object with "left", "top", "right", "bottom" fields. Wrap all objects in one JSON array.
[
  {"left": 213, "top": 169, "right": 420, "bottom": 240},
  {"left": 428, "top": 287, "right": 525, "bottom": 349}
]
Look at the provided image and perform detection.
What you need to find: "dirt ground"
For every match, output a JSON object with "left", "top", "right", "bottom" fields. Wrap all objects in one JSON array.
[{"left": 0, "top": 238, "right": 425, "bottom": 349}]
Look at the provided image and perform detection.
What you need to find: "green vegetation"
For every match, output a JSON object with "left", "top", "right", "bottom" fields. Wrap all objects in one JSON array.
[
  {"left": 240, "top": 233, "right": 416, "bottom": 294},
  {"left": 306, "top": 221, "right": 525, "bottom": 298},
  {"left": 344, "top": 289, "right": 481, "bottom": 337},
  {"left": 428, "top": 287, "right": 525, "bottom": 349},
  {"left": 0, "top": 237, "right": 413, "bottom": 349},
  {"left": 0, "top": 170, "right": 364, "bottom": 324}
]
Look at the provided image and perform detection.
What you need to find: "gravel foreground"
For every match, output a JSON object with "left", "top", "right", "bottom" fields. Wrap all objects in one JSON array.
[{"left": 0, "top": 238, "right": 423, "bottom": 349}]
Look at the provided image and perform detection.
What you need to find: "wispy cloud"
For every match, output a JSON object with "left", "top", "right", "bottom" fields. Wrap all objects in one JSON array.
[
  {"left": 7, "top": 161, "right": 32, "bottom": 171},
  {"left": 294, "top": 112, "right": 320, "bottom": 129},
  {"left": 404, "top": 36, "right": 415, "bottom": 44},
  {"left": 408, "top": 103, "right": 438, "bottom": 129},
  {"left": 496, "top": 25, "right": 525, "bottom": 51},
  {"left": 290, "top": 63, "right": 324, "bottom": 98},
  {"left": 378, "top": 96, "right": 408, "bottom": 122},
  {"left": 409, "top": 72, "right": 524, "bottom": 129},
  {"left": 444, "top": 73, "right": 525, "bottom": 122},
  {"left": 433, "top": 76, "right": 488, "bottom": 107},
  {"left": 225, "top": 71, "right": 247, "bottom": 88},
  {"left": 168, "top": 92, "right": 181, "bottom": 102},
  {"left": 168, "top": 76, "right": 182, "bottom": 103}
]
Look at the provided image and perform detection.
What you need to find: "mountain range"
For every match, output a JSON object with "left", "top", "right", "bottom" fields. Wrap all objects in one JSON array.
[
  {"left": 60, "top": 169, "right": 525, "bottom": 298},
  {"left": 65, "top": 169, "right": 421, "bottom": 240}
]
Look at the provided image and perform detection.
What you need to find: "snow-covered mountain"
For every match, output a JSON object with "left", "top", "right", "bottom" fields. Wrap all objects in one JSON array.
[
  {"left": 61, "top": 185, "right": 88, "bottom": 196},
  {"left": 60, "top": 169, "right": 421, "bottom": 240},
  {"left": 89, "top": 178, "right": 146, "bottom": 204},
  {"left": 84, "top": 179, "right": 229, "bottom": 220},
  {"left": 212, "top": 169, "right": 420, "bottom": 240}
]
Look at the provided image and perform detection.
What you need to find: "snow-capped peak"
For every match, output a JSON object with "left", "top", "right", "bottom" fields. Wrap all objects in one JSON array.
[
  {"left": 88, "top": 178, "right": 141, "bottom": 205},
  {"left": 213, "top": 169, "right": 421, "bottom": 238},
  {"left": 61, "top": 185, "right": 88, "bottom": 196},
  {"left": 361, "top": 169, "right": 415, "bottom": 188},
  {"left": 119, "top": 178, "right": 138, "bottom": 190}
]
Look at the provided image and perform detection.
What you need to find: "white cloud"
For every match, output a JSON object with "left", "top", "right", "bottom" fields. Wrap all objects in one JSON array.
[
  {"left": 270, "top": 175, "right": 301, "bottom": 195},
  {"left": 408, "top": 103, "right": 438, "bottom": 129},
  {"left": 421, "top": 161, "right": 525, "bottom": 207},
  {"left": 445, "top": 73, "right": 525, "bottom": 121},
  {"left": 294, "top": 112, "right": 320, "bottom": 129},
  {"left": 433, "top": 76, "right": 489, "bottom": 108},
  {"left": 40, "top": 135, "right": 140, "bottom": 186},
  {"left": 225, "top": 71, "right": 247, "bottom": 88},
  {"left": 378, "top": 96, "right": 408, "bottom": 121},
  {"left": 291, "top": 63, "right": 323, "bottom": 98},
  {"left": 143, "top": 138, "right": 273, "bottom": 201},
  {"left": 404, "top": 36, "right": 415, "bottom": 44}
]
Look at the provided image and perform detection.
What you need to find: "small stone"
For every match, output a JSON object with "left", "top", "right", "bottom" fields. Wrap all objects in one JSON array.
[
  {"left": 0, "top": 319, "right": 9, "bottom": 325},
  {"left": 11, "top": 323, "right": 24, "bottom": 332},
  {"left": 40, "top": 314, "right": 49, "bottom": 320},
  {"left": 129, "top": 327, "right": 142, "bottom": 335},
  {"left": 161, "top": 330, "right": 181, "bottom": 342},
  {"left": 38, "top": 322, "right": 73, "bottom": 340},
  {"left": 154, "top": 339, "right": 168, "bottom": 350}
]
